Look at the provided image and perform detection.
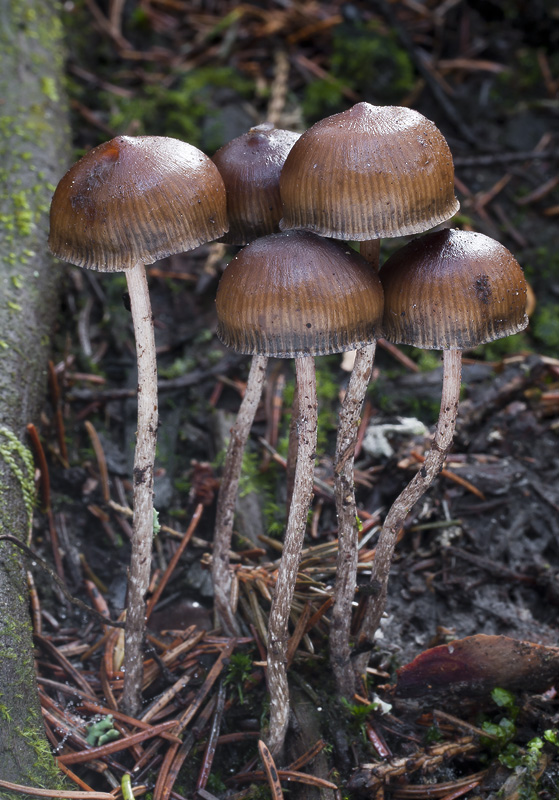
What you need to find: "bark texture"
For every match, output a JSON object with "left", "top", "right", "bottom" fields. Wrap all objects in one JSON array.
[{"left": 0, "top": 0, "right": 70, "bottom": 790}]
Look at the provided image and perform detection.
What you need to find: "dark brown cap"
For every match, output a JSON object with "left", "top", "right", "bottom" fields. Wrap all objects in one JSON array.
[
  {"left": 279, "top": 102, "right": 459, "bottom": 240},
  {"left": 49, "top": 135, "right": 228, "bottom": 271},
  {"left": 212, "top": 123, "right": 300, "bottom": 245},
  {"left": 380, "top": 228, "right": 528, "bottom": 349},
  {"left": 216, "top": 230, "right": 384, "bottom": 357}
]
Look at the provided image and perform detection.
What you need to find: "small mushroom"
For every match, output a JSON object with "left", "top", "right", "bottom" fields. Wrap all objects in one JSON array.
[
  {"left": 215, "top": 229, "right": 383, "bottom": 755},
  {"left": 210, "top": 124, "right": 300, "bottom": 636},
  {"left": 356, "top": 228, "right": 528, "bottom": 665},
  {"left": 279, "top": 101, "right": 460, "bottom": 697},
  {"left": 49, "top": 135, "right": 227, "bottom": 715},
  {"left": 212, "top": 123, "right": 300, "bottom": 245}
]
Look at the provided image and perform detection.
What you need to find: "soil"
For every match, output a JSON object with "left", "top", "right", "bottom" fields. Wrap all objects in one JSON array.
[{"left": 29, "top": 1, "right": 559, "bottom": 797}]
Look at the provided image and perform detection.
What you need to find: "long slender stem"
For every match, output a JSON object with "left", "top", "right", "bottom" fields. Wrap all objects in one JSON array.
[
  {"left": 266, "top": 356, "right": 317, "bottom": 757},
  {"left": 330, "top": 238, "right": 380, "bottom": 698},
  {"left": 122, "top": 262, "right": 158, "bottom": 716},
  {"left": 212, "top": 354, "right": 268, "bottom": 635},
  {"left": 354, "top": 349, "right": 462, "bottom": 674},
  {"left": 330, "top": 342, "right": 376, "bottom": 698}
]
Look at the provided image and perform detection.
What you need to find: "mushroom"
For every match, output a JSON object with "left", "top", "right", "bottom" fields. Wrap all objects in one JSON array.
[
  {"left": 279, "top": 101, "right": 459, "bottom": 696},
  {"left": 215, "top": 229, "right": 383, "bottom": 754},
  {"left": 48, "top": 135, "right": 228, "bottom": 714},
  {"left": 210, "top": 124, "right": 300, "bottom": 635},
  {"left": 212, "top": 123, "right": 300, "bottom": 245},
  {"left": 356, "top": 228, "right": 528, "bottom": 666}
]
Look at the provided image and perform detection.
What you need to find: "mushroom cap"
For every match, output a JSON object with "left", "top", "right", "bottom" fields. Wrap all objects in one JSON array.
[
  {"left": 380, "top": 228, "right": 528, "bottom": 349},
  {"left": 48, "top": 135, "right": 228, "bottom": 272},
  {"left": 279, "top": 102, "right": 459, "bottom": 240},
  {"left": 212, "top": 123, "right": 301, "bottom": 245},
  {"left": 216, "top": 230, "right": 384, "bottom": 358}
]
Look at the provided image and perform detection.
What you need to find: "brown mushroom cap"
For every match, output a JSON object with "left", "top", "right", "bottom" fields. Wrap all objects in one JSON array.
[
  {"left": 380, "top": 228, "right": 528, "bottom": 349},
  {"left": 279, "top": 102, "right": 459, "bottom": 240},
  {"left": 216, "top": 230, "right": 384, "bottom": 358},
  {"left": 212, "top": 123, "right": 301, "bottom": 245},
  {"left": 48, "top": 135, "right": 228, "bottom": 271}
]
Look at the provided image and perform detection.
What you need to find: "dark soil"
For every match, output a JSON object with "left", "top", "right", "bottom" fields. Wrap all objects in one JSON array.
[{"left": 30, "top": 1, "right": 559, "bottom": 797}]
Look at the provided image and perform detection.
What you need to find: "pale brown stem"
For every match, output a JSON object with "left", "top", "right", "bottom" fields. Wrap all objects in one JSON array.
[
  {"left": 359, "top": 238, "right": 381, "bottom": 266},
  {"left": 285, "top": 382, "right": 299, "bottom": 513},
  {"left": 212, "top": 355, "right": 268, "bottom": 635},
  {"left": 329, "top": 238, "right": 380, "bottom": 698},
  {"left": 354, "top": 349, "right": 462, "bottom": 676},
  {"left": 266, "top": 357, "right": 317, "bottom": 757},
  {"left": 122, "top": 262, "right": 158, "bottom": 716},
  {"left": 330, "top": 342, "right": 376, "bottom": 698}
]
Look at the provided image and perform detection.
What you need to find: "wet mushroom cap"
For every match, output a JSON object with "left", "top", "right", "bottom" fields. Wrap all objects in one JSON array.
[
  {"left": 48, "top": 135, "right": 228, "bottom": 271},
  {"left": 212, "top": 123, "right": 300, "bottom": 245},
  {"left": 216, "top": 230, "right": 384, "bottom": 358},
  {"left": 279, "top": 102, "right": 459, "bottom": 240},
  {"left": 380, "top": 228, "right": 528, "bottom": 349}
]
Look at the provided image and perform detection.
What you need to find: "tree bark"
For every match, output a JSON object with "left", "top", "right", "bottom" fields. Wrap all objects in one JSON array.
[{"left": 0, "top": 0, "right": 70, "bottom": 790}]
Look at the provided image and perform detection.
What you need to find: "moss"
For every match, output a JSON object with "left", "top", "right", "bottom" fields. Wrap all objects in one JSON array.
[
  {"left": 0, "top": 426, "right": 36, "bottom": 528},
  {"left": 303, "top": 18, "right": 415, "bottom": 121}
]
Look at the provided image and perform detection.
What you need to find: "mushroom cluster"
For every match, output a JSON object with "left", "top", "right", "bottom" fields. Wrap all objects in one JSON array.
[
  {"left": 278, "top": 101, "right": 460, "bottom": 699},
  {"left": 47, "top": 105, "right": 528, "bottom": 760}
]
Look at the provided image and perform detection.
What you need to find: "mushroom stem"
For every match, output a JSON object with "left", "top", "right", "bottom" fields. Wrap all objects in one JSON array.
[
  {"left": 330, "top": 238, "right": 380, "bottom": 698},
  {"left": 266, "top": 356, "right": 317, "bottom": 757},
  {"left": 359, "top": 239, "right": 381, "bottom": 266},
  {"left": 212, "top": 354, "right": 269, "bottom": 635},
  {"left": 354, "top": 349, "right": 462, "bottom": 673},
  {"left": 330, "top": 342, "right": 376, "bottom": 698},
  {"left": 122, "top": 261, "right": 158, "bottom": 716}
]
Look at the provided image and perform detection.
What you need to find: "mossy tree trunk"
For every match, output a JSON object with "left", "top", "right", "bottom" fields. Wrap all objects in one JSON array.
[{"left": 0, "top": 0, "right": 70, "bottom": 791}]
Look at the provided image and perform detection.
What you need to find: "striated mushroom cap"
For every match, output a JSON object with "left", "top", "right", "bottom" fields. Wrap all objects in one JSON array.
[
  {"left": 49, "top": 135, "right": 228, "bottom": 272},
  {"left": 279, "top": 102, "right": 459, "bottom": 240},
  {"left": 212, "top": 123, "right": 300, "bottom": 245},
  {"left": 216, "top": 230, "right": 384, "bottom": 358},
  {"left": 380, "top": 228, "right": 528, "bottom": 349}
]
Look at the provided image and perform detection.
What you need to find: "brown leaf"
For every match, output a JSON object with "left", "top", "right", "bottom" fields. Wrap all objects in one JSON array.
[{"left": 395, "top": 634, "right": 559, "bottom": 698}]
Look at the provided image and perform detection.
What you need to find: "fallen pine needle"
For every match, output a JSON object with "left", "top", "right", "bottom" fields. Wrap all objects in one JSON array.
[
  {"left": 258, "top": 740, "right": 284, "bottom": 800},
  {"left": 410, "top": 451, "right": 485, "bottom": 500},
  {"left": 0, "top": 779, "right": 114, "bottom": 799}
]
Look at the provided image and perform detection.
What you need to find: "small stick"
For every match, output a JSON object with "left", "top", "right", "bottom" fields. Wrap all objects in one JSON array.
[{"left": 27, "top": 570, "right": 42, "bottom": 635}]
